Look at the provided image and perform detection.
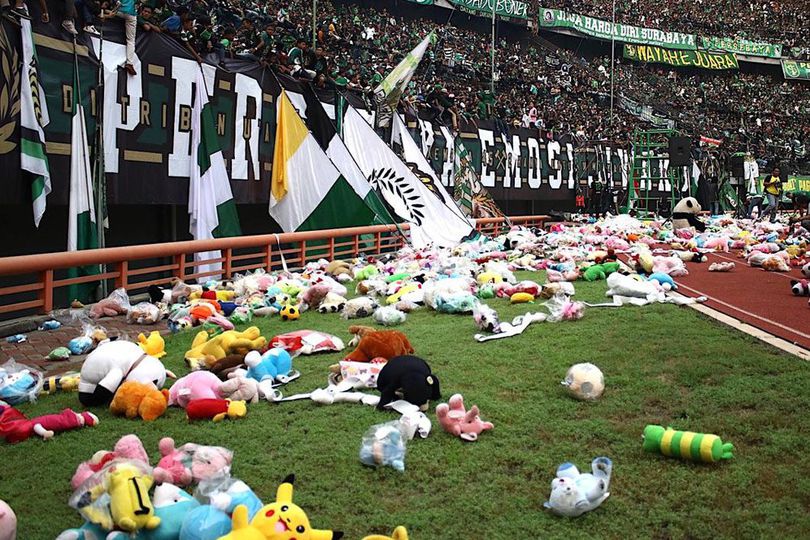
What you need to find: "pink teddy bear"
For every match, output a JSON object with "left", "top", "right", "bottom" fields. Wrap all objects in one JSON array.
[
  {"left": 153, "top": 437, "right": 234, "bottom": 486},
  {"left": 168, "top": 371, "right": 224, "bottom": 408},
  {"left": 70, "top": 434, "right": 149, "bottom": 489},
  {"left": 436, "top": 394, "right": 494, "bottom": 442}
]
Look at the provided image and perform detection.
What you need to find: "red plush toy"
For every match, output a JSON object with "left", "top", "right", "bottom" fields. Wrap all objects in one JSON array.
[
  {"left": 0, "top": 404, "right": 98, "bottom": 443},
  {"left": 186, "top": 399, "right": 247, "bottom": 421}
]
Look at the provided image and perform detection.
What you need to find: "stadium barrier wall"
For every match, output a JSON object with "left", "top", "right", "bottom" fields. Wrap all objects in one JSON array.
[{"left": 0, "top": 215, "right": 548, "bottom": 319}]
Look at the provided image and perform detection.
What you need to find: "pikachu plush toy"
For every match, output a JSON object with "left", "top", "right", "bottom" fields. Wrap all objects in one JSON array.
[{"left": 218, "top": 474, "right": 342, "bottom": 540}]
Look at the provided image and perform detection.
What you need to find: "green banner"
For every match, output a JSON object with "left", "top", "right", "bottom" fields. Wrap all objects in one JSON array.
[
  {"left": 452, "top": 0, "right": 528, "bottom": 20},
  {"left": 406, "top": 0, "right": 434, "bottom": 4},
  {"left": 781, "top": 59, "right": 810, "bottom": 81},
  {"left": 539, "top": 8, "right": 696, "bottom": 50},
  {"left": 699, "top": 36, "right": 781, "bottom": 59},
  {"left": 624, "top": 44, "right": 738, "bottom": 70}
]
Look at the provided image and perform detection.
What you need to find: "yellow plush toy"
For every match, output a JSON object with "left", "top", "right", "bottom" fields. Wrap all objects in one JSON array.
[
  {"left": 138, "top": 331, "right": 166, "bottom": 359},
  {"left": 185, "top": 327, "right": 267, "bottom": 370},
  {"left": 247, "top": 474, "right": 342, "bottom": 540},
  {"left": 108, "top": 464, "right": 161, "bottom": 532},
  {"left": 363, "top": 527, "right": 408, "bottom": 540},
  {"left": 386, "top": 284, "right": 419, "bottom": 305},
  {"left": 218, "top": 505, "right": 265, "bottom": 540},
  {"left": 510, "top": 292, "right": 534, "bottom": 304},
  {"left": 476, "top": 272, "right": 502, "bottom": 285}
]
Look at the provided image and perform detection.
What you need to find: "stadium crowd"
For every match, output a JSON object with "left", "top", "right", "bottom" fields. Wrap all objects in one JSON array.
[
  {"left": 7, "top": 0, "right": 809, "bottom": 172},
  {"left": 544, "top": 0, "right": 810, "bottom": 59}
]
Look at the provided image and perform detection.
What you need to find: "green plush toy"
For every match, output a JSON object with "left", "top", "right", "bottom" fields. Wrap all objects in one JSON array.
[
  {"left": 385, "top": 272, "right": 411, "bottom": 283},
  {"left": 355, "top": 265, "right": 379, "bottom": 281},
  {"left": 642, "top": 425, "right": 734, "bottom": 463},
  {"left": 582, "top": 264, "right": 606, "bottom": 281},
  {"left": 477, "top": 284, "right": 496, "bottom": 299},
  {"left": 602, "top": 262, "right": 620, "bottom": 275}
]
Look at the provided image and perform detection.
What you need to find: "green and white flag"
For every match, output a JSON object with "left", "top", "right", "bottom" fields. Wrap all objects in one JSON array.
[
  {"left": 342, "top": 105, "right": 475, "bottom": 248},
  {"left": 373, "top": 31, "right": 435, "bottom": 127},
  {"left": 270, "top": 90, "right": 379, "bottom": 232},
  {"left": 188, "top": 69, "right": 241, "bottom": 279},
  {"left": 20, "top": 19, "right": 51, "bottom": 227},
  {"left": 67, "top": 58, "right": 99, "bottom": 302},
  {"left": 452, "top": 136, "right": 505, "bottom": 219}
]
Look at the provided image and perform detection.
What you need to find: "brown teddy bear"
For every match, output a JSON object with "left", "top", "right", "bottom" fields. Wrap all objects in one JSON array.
[
  {"left": 109, "top": 381, "right": 169, "bottom": 421},
  {"left": 326, "top": 260, "right": 353, "bottom": 278},
  {"left": 344, "top": 325, "right": 415, "bottom": 362}
]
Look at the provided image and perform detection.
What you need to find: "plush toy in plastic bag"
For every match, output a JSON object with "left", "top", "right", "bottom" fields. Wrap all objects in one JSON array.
[
  {"left": 373, "top": 306, "right": 407, "bottom": 326},
  {"left": 127, "top": 302, "right": 163, "bottom": 325},
  {"left": 68, "top": 322, "right": 108, "bottom": 355},
  {"left": 69, "top": 458, "right": 158, "bottom": 532},
  {"left": 0, "top": 359, "right": 43, "bottom": 405},
  {"left": 333, "top": 359, "right": 387, "bottom": 388},
  {"left": 543, "top": 294, "right": 585, "bottom": 322},
  {"left": 359, "top": 421, "right": 407, "bottom": 472},
  {"left": 89, "top": 288, "right": 132, "bottom": 319},
  {"left": 269, "top": 330, "right": 345, "bottom": 355}
]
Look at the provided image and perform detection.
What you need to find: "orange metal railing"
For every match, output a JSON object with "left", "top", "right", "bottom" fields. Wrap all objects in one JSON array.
[{"left": 0, "top": 215, "right": 547, "bottom": 318}]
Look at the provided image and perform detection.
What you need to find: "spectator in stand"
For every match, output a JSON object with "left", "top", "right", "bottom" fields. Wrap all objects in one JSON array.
[{"left": 137, "top": 3, "right": 160, "bottom": 32}]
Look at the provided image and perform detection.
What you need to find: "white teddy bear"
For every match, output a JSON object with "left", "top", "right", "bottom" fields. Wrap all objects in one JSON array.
[{"left": 544, "top": 457, "right": 613, "bottom": 517}]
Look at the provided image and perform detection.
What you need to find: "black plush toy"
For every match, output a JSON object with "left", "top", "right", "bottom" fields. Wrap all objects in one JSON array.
[{"left": 376, "top": 355, "right": 440, "bottom": 411}]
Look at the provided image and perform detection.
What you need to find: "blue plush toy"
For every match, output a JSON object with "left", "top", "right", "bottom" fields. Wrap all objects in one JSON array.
[
  {"left": 647, "top": 272, "right": 677, "bottom": 291},
  {"left": 178, "top": 505, "right": 232, "bottom": 540},
  {"left": 68, "top": 336, "right": 94, "bottom": 355},
  {"left": 244, "top": 348, "right": 294, "bottom": 384},
  {"left": 435, "top": 293, "right": 478, "bottom": 314},
  {"left": 359, "top": 421, "right": 407, "bottom": 472},
  {"left": 0, "top": 363, "right": 41, "bottom": 405}
]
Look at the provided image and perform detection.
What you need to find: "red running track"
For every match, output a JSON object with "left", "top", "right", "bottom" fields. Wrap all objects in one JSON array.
[{"left": 673, "top": 252, "right": 810, "bottom": 350}]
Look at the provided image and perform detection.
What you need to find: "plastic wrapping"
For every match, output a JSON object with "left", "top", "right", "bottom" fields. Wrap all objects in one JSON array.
[
  {"left": 68, "top": 322, "right": 107, "bottom": 355},
  {"left": 89, "top": 288, "right": 132, "bottom": 319},
  {"left": 337, "top": 359, "right": 387, "bottom": 388},
  {"left": 127, "top": 302, "right": 162, "bottom": 325},
  {"left": 269, "top": 330, "right": 344, "bottom": 355},
  {"left": 68, "top": 459, "right": 154, "bottom": 531},
  {"left": 373, "top": 306, "right": 407, "bottom": 326},
  {"left": 359, "top": 421, "right": 407, "bottom": 471},
  {"left": 0, "top": 359, "right": 43, "bottom": 404},
  {"left": 47, "top": 347, "right": 71, "bottom": 361},
  {"left": 543, "top": 294, "right": 585, "bottom": 322}
]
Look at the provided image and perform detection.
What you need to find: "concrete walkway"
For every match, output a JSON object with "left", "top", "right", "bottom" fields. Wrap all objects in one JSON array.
[{"left": 0, "top": 313, "right": 170, "bottom": 374}]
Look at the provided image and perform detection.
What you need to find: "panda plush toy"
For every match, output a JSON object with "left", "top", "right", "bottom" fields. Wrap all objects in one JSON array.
[
  {"left": 671, "top": 197, "right": 706, "bottom": 233},
  {"left": 78, "top": 339, "right": 172, "bottom": 406}
]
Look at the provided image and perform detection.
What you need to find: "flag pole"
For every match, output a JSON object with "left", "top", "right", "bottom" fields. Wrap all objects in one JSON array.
[
  {"left": 490, "top": 0, "right": 495, "bottom": 93},
  {"left": 92, "top": 24, "right": 108, "bottom": 297},
  {"left": 312, "top": 0, "right": 317, "bottom": 51},
  {"left": 609, "top": 0, "right": 616, "bottom": 126}
]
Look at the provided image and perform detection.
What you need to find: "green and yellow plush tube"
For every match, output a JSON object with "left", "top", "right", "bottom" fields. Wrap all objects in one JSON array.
[{"left": 642, "top": 425, "right": 734, "bottom": 463}]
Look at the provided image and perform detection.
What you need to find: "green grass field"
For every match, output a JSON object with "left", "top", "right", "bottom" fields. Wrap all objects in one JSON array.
[{"left": 4, "top": 271, "right": 810, "bottom": 539}]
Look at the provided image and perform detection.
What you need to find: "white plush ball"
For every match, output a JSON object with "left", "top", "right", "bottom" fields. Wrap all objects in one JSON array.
[{"left": 562, "top": 363, "right": 605, "bottom": 401}]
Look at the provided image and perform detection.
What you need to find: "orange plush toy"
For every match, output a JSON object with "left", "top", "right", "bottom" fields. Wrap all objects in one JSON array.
[
  {"left": 344, "top": 326, "right": 414, "bottom": 362},
  {"left": 109, "top": 381, "right": 169, "bottom": 421}
]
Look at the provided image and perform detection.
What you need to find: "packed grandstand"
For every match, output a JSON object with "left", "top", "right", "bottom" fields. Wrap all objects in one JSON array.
[{"left": 3, "top": 0, "right": 806, "bottom": 176}]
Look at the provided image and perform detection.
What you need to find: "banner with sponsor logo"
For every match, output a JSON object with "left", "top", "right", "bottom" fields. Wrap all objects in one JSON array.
[
  {"left": 699, "top": 36, "right": 781, "bottom": 59},
  {"left": 624, "top": 44, "right": 738, "bottom": 70},
  {"left": 781, "top": 59, "right": 810, "bottom": 81},
  {"left": 539, "top": 8, "right": 696, "bottom": 50},
  {"left": 452, "top": 0, "right": 528, "bottom": 20}
]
